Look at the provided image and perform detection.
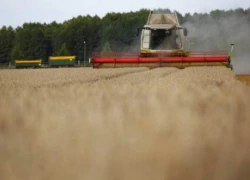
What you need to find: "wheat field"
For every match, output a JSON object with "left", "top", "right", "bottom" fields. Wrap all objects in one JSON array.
[{"left": 0, "top": 66, "right": 250, "bottom": 180}]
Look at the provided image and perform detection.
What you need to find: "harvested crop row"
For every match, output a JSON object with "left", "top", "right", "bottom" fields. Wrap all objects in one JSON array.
[
  {"left": 0, "top": 66, "right": 250, "bottom": 180},
  {"left": 0, "top": 67, "right": 148, "bottom": 90},
  {"left": 86, "top": 67, "right": 179, "bottom": 90}
]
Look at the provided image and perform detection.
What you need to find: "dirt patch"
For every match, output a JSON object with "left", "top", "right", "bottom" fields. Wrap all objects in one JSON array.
[{"left": 236, "top": 74, "right": 250, "bottom": 85}]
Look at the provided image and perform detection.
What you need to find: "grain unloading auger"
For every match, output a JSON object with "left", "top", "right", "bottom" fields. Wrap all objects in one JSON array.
[{"left": 91, "top": 11, "right": 233, "bottom": 69}]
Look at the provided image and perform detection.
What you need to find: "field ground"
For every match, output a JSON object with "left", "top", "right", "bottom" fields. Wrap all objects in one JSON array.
[
  {"left": 236, "top": 74, "right": 250, "bottom": 85},
  {"left": 0, "top": 67, "right": 250, "bottom": 180}
]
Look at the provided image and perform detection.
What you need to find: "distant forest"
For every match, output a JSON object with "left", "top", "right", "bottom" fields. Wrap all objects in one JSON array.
[{"left": 0, "top": 7, "right": 250, "bottom": 64}]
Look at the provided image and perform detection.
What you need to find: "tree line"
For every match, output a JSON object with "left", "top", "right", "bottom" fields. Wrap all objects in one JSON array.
[{"left": 0, "top": 7, "right": 250, "bottom": 64}]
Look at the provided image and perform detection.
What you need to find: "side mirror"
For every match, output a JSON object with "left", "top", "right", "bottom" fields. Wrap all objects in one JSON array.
[
  {"left": 137, "top": 28, "right": 141, "bottom": 36},
  {"left": 184, "top": 28, "right": 188, "bottom": 36}
]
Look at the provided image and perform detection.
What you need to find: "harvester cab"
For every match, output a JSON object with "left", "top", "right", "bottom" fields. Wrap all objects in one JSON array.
[
  {"left": 91, "top": 10, "right": 232, "bottom": 69},
  {"left": 140, "top": 10, "right": 188, "bottom": 54}
]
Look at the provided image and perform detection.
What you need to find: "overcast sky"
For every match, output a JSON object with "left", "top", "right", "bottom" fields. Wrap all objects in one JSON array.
[{"left": 1, "top": 0, "right": 249, "bottom": 27}]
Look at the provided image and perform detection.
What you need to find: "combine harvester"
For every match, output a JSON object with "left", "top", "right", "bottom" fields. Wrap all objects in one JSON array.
[{"left": 91, "top": 10, "right": 233, "bottom": 69}]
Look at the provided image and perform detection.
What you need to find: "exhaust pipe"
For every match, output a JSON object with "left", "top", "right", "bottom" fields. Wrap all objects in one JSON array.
[{"left": 228, "top": 44, "right": 234, "bottom": 70}]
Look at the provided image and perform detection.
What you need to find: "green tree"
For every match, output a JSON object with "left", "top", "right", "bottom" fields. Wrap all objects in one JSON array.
[
  {"left": 56, "top": 43, "right": 70, "bottom": 56},
  {"left": 0, "top": 26, "right": 15, "bottom": 63},
  {"left": 14, "top": 23, "right": 48, "bottom": 60},
  {"left": 11, "top": 44, "right": 24, "bottom": 61},
  {"left": 102, "top": 41, "right": 112, "bottom": 52}
]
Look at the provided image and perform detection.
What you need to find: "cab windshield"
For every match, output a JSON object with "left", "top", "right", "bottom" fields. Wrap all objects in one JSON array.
[{"left": 150, "top": 29, "right": 181, "bottom": 50}]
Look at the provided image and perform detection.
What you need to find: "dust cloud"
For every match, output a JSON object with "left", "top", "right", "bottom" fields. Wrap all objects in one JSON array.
[{"left": 183, "top": 12, "right": 250, "bottom": 74}]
